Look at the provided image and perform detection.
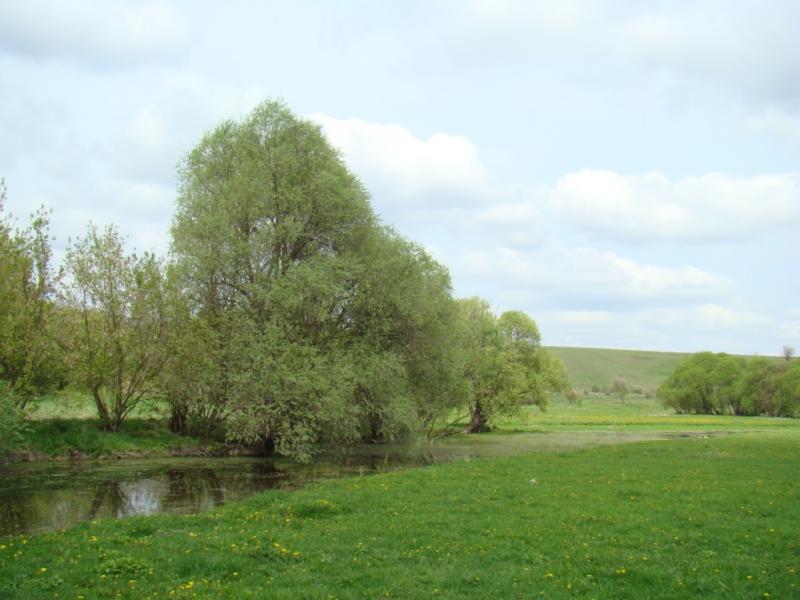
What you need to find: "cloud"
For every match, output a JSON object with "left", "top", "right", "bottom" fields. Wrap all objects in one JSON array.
[
  {"left": 111, "top": 74, "right": 268, "bottom": 184},
  {"left": 456, "top": 246, "right": 731, "bottom": 310},
  {"left": 614, "top": 3, "right": 800, "bottom": 106},
  {"left": 0, "top": 0, "right": 189, "bottom": 66},
  {"left": 311, "top": 114, "right": 553, "bottom": 251},
  {"left": 541, "top": 304, "right": 776, "bottom": 354},
  {"left": 453, "top": 0, "right": 800, "bottom": 107},
  {"left": 311, "top": 114, "right": 490, "bottom": 206},
  {"left": 551, "top": 169, "right": 800, "bottom": 243}
]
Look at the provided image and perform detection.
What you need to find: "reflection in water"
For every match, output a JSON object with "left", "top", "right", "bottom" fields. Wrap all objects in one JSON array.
[{"left": 0, "top": 445, "right": 475, "bottom": 536}]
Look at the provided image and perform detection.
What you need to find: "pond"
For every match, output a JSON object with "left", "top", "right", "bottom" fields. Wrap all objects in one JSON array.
[
  {"left": 0, "top": 443, "right": 479, "bottom": 536},
  {"left": 0, "top": 429, "right": 690, "bottom": 536}
]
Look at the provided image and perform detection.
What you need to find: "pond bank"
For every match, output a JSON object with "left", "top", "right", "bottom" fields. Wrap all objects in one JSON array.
[{"left": 1, "top": 418, "right": 238, "bottom": 464}]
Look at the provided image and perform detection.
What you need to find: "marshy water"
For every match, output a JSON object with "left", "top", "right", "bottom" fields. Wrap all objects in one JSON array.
[
  {"left": 0, "top": 443, "right": 480, "bottom": 536},
  {"left": 0, "top": 429, "right": 699, "bottom": 536}
]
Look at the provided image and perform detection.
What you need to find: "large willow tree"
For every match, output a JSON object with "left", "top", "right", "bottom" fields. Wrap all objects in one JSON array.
[{"left": 168, "top": 101, "right": 460, "bottom": 459}]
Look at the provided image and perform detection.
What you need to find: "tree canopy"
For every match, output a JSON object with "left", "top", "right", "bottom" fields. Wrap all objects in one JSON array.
[{"left": 169, "top": 100, "right": 466, "bottom": 459}]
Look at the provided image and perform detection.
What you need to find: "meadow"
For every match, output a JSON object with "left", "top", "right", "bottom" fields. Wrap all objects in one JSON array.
[{"left": 2, "top": 383, "right": 799, "bottom": 598}]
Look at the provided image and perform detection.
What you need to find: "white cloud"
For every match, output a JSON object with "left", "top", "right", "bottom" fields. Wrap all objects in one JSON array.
[
  {"left": 551, "top": 169, "right": 800, "bottom": 242},
  {"left": 310, "top": 115, "right": 551, "bottom": 250},
  {"left": 541, "top": 304, "right": 776, "bottom": 354},
  {"left": 456, "top": 245, "right": 730, "bottom": 309},
  {"left": 0, "top": 0, "right": 189, "bottom": 65},
  {"left": 311, "top": 114, "right": 490, "bottom": 206}
]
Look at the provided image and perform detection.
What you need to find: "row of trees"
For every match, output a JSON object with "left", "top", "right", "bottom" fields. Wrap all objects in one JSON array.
[
  {"left": 0, "top": 101, "right": 569, "bottom": 460},
  {"left": 658, "top": 352, "right": 800, "bottom": 417}
]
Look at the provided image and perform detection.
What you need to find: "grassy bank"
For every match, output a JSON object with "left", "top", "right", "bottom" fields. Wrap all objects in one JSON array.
[
  {"left": 8, "top": 418, "right": 211, "bottom": 461},
  {"left": 1, "top": 428, "right": 798, "bottom": 598},
  {"left": 3, "top": 394, "right": 218, "bottom": 461}
]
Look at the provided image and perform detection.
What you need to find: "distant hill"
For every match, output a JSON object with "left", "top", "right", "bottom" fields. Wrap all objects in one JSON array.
[
  {"left": 546, "top": 346, "right": 690, "bottom": 394},
  {"left": 546, "top": 346, "right": 785, "bottom": 394}
]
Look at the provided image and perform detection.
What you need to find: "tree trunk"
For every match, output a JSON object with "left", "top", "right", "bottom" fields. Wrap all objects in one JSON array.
[
  {"left": 465, "top": 401, "right": 489, "bottom": 433},
  {"left": 92, "top": 386, "right": 113, "bottom": 430},
  {"left": 260, "top": 436, "right": 275, "bottom": 456},
  {"left": 169, "top": 403, "right": 188, "bottom": 435}
]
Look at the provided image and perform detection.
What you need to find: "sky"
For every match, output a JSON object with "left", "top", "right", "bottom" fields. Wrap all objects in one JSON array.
[{"left": 1, "top": 0, "right": 798, "bottom": 355}]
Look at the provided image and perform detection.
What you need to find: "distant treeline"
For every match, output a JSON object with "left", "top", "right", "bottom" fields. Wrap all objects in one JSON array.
[
  {"left": 0, "top": 100, "right": 569, "bottom": 460},
  {"left": 658, "top": 352, "right": 800, "bottom": 417}
]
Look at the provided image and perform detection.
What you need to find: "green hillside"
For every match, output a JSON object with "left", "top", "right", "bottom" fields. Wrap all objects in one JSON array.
[
  {"left": 547, "top": 346, "right": 786, "bottom": 395},
  {"left": 546, "top": 346, "right": 691, "bottom": 394}
]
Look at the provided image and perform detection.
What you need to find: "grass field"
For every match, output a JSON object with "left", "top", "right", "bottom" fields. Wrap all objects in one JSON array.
[{"left": 2, "top": 393, "right": 799, "bottom": 598}]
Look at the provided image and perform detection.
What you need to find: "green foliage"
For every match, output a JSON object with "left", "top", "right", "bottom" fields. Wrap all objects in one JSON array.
[
  {"left": 0, "top": 386, "right": 27, "bottom": 453},
  {"left": 659, "top": 352, "right": 799, "bottom": 417},
  {"left": 169, "top": 100, "right": 460, "bottom": 459},
  {"left": 737, "top": 358, "right": 800, "bottom": 417},
  {"left": 457, "top": 301, "right": 568, "bottom": 433},
  {"left": 60, "top": 224, "right": 170, "bottom": 431},
  {"left": 0, "top": 181, "right": 63, "bottom": 409}
]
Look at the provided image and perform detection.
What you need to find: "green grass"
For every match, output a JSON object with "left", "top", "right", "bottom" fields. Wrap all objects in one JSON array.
[
  {"left": 1, "top": 432, "right": 798, "bottom": 598},
  {"left": 2, "top": 393, "right": 205, "bottom": 460},
  {"left": 25, "top": 392, "right": 169, "bottom": 421},
  {"left": 503, "top": 394, "right": 799, "bottom": 433},
  {"left": 14, "top": 419, "right": 205, "bottom": 459}
]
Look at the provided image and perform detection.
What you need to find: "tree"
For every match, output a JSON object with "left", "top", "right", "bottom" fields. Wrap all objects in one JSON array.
[
  {"left": 783, "top": 345, "right": 795, "bottom": 362},
  {"left": 456, "top": 302, "right": 568, "bottom": 433},
  {"left": 0, "top": 180, "right": 62, "bottom": 409},
  {"left": 170, "top": 100, "right": 460, "bottom": 459},
  {"left": 737, "top": 358, "right": 800, "bottom": 417},
  {"left": 611, "top": 376, "right": 630, "bottom": 404},
  {"left": 658, "top": 352, "right": 744, "bottom": 415},
  {"left": 497, "top": 310, "right": 570, "bottom": 411},
  {"left": 61, "top": 224, "right": 169, "bottom": 431}
]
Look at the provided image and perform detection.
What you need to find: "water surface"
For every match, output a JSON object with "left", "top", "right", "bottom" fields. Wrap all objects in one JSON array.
[
  {"left": 0, "top": 443, "right": 477, "bottom": 536},
  {"left": 0, "top": 430, "right": 691, "bottom": 536}
]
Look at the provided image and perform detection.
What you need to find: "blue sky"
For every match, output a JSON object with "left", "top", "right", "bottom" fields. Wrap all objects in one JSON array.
[{"left": 1, "top": 0, "right": 798, "bottom": 354}]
